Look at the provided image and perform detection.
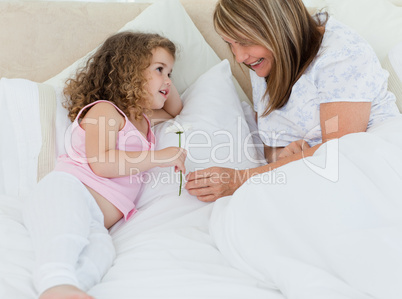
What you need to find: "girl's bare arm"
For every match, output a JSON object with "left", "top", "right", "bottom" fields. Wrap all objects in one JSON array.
[{"left": 82, "top": 102, "right": 186, "bottom": 178}]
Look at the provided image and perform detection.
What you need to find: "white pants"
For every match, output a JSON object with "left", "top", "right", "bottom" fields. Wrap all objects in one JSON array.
[{"left": 23, "top": 171, "right": 115, "bottom": 295}]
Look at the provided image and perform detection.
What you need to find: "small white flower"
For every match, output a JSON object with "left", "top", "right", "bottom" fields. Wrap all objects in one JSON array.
[
  {"left": 165, "top": 122, "right": 192, "bottom": 134},
  {"left": 164, "top": 121, "right": 191, "bottom": 196}
]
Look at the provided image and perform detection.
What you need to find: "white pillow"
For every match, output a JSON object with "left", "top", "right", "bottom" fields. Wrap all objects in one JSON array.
[
  {"left": 389, "top": 0, "right": 402, "bottom": 6},
  {"left": 382, "top": 42, "right": 402, "bottom": 112},
  {"left": 45, "top": 0, "right": 248, "bottom": 159},
  {"left": 45, "top": 0, "right": 216, "bottom": 95},
  {"left": 302, "top": 0, "right": 326, "bottom": 7},
  {"left": 137, "top": 60, "right": 262, "bottom": 209},
  {"left": 389, "top": 43, "right": 402, "bottom": 81},
  {"left": 322, "top": 0, "right": 402, "bottom": 62}
]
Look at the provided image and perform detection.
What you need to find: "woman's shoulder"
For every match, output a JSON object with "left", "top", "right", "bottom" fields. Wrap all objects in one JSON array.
[
  {"left": 319, "top": 16, "right": 375, "bottom": 59},
  {"left": 309, "top": 16, "right": 378, "bottom": 74}
]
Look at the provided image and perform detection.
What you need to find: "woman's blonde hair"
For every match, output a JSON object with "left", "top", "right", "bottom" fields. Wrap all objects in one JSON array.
[
  {"left": 63, "top": 31, "right": 176, "bottom": 122},
  {"left": 214, "top": 0, "right": 327, "bottom": 116}
]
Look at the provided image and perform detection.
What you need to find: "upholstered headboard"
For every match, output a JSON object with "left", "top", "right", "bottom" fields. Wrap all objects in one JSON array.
[
  {"left": 1, "top": 0, "right": 402, "bottom": 108},
  {"left": 0, "top": 0, "right": 252, "bottom": 100}
]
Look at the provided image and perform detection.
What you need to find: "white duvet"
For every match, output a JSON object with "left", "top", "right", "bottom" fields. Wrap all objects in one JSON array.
[
  {"left": 0, "top": 191, "right": 284, "bottom": 299},
  {"left": 210, "top": 116, "right": 402, "bottom": 299},
  {"left": 3, "top": 119, "right": 400, "bottom": 299}
]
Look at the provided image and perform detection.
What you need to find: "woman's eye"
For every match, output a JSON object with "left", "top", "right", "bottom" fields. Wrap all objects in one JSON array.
[{"left": 238, "top": 41, "right": 251, "bottom": 47}]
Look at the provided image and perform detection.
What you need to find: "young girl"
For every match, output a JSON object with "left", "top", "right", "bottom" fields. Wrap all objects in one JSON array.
[{"left": 23, "top": 32, "right": 186, "bottom": 299}]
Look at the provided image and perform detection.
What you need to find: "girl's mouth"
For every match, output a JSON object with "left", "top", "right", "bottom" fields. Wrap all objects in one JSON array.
[{"left": 159, "top": 89, "right": 169, "bottom": 98}]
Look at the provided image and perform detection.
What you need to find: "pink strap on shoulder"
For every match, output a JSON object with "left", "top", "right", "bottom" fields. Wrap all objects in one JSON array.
[{"left": 76, "top": 100, "right": 129, "bottom": 121}]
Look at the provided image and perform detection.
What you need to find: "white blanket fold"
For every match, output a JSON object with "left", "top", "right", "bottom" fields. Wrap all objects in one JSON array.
[
  {"left": 210, "top": 116, "right": 402, "bottom": 299},
  {"left": 0, "top": 78, "right": 41, "bottom": 197}
]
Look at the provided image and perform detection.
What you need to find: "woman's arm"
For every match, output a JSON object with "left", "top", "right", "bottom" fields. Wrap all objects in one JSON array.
[
  {"left": 264, "top": 145, "right": 285, "bottom": 163},
  {"left": 82, "top": 102, "right": 186, "bottom": 178},
  {"left": 185, "top": 101, "right": 371, "bottom": 202},
  {"left": 184, "top": 145, "right": 321, "bottom": 202},
  {"left": 319, "top": 101, "right": 371, "bottom": 142},
  {"left": 256, "top": 113, "right": 285, "bottom": 163},
  {"left": 150, "top": 84, "right": 183, "bottom": 125}
]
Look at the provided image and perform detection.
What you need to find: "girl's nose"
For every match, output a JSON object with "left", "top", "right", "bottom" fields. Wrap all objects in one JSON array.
[{"left": 165, "top": 76, "right": 172, "bottom": 86}]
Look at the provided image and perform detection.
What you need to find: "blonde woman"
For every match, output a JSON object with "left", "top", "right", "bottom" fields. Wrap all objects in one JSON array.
[{"left": 185, "top": 0, "right": 400, "bottom": 201}]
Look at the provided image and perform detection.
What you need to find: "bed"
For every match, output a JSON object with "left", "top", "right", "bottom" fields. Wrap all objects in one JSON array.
[{"left": 1, "top": 0, "right": 402, "bottom": 298}]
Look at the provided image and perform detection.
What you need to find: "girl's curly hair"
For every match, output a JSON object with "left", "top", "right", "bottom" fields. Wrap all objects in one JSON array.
[{"left": 63, "top": 31, "right": 176, "bottom": 122}]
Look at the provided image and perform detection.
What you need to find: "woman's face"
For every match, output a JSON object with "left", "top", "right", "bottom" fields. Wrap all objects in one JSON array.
[{"left": 222, "top": 36, "right": 274, "bottom": 78}]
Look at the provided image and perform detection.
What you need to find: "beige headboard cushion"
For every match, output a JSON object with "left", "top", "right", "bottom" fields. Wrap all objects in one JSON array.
[
  {"left": 382, "top": 56, "right": 402, "bottom": 112},
  {"left": 0, "top": 0, "right": 252, "bottom": 100}
]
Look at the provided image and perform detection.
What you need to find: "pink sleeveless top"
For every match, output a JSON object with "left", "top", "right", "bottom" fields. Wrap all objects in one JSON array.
[{"left": 55, "top": 100, "right": 155, "bottom": 220}]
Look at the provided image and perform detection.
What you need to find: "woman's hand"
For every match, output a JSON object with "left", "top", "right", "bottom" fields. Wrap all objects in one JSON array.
[
  {"left": 156, "top": 147, "right": 187, "bottom": 173},
  {"left": 185, "top": 167, "right": 247, "bottom": 202},
  {"left": 277, "top": 139, "right": 311, "bottom": 160}
]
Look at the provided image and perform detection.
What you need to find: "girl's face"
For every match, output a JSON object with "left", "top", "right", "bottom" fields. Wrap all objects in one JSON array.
[
  {"left": 145, "top": 47, "right": 175, "bottom": 109},
  {"left": 221, "top": 36, "right": 274, "bottom": 78}
]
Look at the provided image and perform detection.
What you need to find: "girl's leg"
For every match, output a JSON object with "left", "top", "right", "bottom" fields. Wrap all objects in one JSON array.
[
  {"left": 22, "top": 172, "right": 108, "bottom": 296},
  {"left": 76, "top": 201, "right": 115, "bottom": 291},
  {"left": 38, "top": 285, "right": 94, "bottom": 299}
]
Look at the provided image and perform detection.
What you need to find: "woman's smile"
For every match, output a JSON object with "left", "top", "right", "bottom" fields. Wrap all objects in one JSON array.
[{"left": 221, "top": 36, "right": 274, "bottom": 77}]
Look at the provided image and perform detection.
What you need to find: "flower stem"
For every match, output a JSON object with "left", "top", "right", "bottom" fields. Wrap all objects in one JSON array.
[
  {"left": 178, "top": 132, "right": 182, "bottom": 196},
  {"left": 179, "top": 171, "right": 182, "bottom": 196}
]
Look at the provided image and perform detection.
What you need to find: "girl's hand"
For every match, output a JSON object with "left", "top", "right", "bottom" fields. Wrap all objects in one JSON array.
[
  {"left": 277, "top": 139, "right": 310, "bottom": 160},
  {"left": 185, "top": 167, "right": 247, "bottom": 202},
  {"left": 156, "top": 147, "right": 187, "bottom": 173},
  {"left": 162, "top": 84, "right": 182, "bottom": 117}
]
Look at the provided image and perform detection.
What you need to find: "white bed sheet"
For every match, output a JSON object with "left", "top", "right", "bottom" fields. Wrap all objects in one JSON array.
[{"left": 0, "top": 192, "right": 283, "bottom": 299}]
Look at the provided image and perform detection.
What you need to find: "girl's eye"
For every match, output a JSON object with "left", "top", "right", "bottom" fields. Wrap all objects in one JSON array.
[{"left": 156, "top": 66, "right": 163, "bottom": 72}]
